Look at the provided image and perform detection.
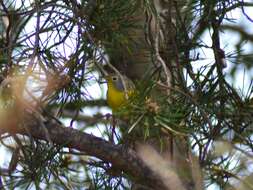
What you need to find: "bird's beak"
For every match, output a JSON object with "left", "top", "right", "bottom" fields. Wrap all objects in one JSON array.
[
  {"left": 98, "top": 76, "right": 108, "bottom": 84},
  {"left": 98, "top": 79, "right": 107, "bottom": 84}
]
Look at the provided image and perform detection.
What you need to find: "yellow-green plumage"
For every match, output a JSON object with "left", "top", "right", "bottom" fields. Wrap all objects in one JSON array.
[{"left": 105, "top": 75, "right": 134, "bottom": 111}]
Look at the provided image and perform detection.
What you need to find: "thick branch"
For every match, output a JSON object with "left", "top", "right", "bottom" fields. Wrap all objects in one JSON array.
[{"left": 2, "top": 114, "right": 168, "bottom": 190}]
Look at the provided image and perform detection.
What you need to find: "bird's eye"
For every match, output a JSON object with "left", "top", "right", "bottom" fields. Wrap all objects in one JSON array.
[{"left": 112, "top": 76, "right": 117, "bottom": 81}]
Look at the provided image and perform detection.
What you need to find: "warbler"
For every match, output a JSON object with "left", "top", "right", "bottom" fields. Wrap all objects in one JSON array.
[{"left": 105, "top": 75, "right": 135, "bottom": 111}]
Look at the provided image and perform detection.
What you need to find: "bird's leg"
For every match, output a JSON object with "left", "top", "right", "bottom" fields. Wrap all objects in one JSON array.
[
  {"left": 105, "top": 113, "right": 116, "bottom": 143},
  {"left": 110, "top": 115, "right": 117, "bottom": 144}
]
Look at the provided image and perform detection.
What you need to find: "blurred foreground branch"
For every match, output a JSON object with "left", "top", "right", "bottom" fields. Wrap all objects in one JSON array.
[{"left": 0, "top": 113, "right": 168, "bottom": 190}]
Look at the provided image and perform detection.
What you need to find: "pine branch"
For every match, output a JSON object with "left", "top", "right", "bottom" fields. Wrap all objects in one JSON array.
[{"left": 0, "top": 114, "right": 168, "bottom": 190}]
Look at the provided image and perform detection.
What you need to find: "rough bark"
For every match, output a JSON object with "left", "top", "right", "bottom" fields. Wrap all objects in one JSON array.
[
  {"left": 0, "top": 113, "right": 169, "bottom": 190},
  {"left": 97, "top": 0, "right": 196, "bottom": 189}
]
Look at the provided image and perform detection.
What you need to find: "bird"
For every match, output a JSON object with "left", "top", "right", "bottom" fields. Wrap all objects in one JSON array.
[{"left": 105, "top": 75, "right": 135, "bottom": 111}]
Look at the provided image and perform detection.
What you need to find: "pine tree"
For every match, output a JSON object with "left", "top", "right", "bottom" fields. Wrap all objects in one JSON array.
[{"left": 0, "top": 0, "right": 253, "bottom": 189}]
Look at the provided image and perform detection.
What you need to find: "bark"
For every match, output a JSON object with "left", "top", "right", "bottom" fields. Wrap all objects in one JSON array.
[
  {"left": 98, "top": 0, "right": 197, "bottom": 189},
  {"left": 0, "top": 113, "right": 169, "bottom": 190}
]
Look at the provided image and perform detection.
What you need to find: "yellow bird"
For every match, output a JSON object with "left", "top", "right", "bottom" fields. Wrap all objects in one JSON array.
[{"left": 105, "top": 75, "right": 135, "bottom": 111}]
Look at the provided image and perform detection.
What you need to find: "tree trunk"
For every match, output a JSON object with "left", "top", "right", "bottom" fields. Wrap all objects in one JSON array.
[{"left": 92, "top": 0, "right": 198, "bottom": 189}]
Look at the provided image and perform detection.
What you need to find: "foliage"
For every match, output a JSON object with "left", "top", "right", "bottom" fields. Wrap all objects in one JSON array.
[{"left": 0, "top": 0, "right": 253, "bottom": 189}]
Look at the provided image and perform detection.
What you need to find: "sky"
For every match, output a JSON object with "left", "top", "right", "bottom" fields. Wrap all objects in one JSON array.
[{"left": 0, "top": 1, "right": 253, "bottom": 189}]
